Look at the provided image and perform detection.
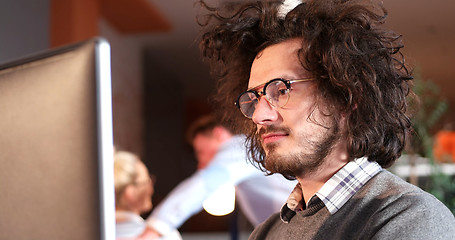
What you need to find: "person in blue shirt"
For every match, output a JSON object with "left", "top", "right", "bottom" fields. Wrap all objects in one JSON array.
[
  {"left": 143, "top": 115, "right": 295, "bottom": 238},
  {"left": 114, "top": 150, "right": 182, "bottom": 240}
]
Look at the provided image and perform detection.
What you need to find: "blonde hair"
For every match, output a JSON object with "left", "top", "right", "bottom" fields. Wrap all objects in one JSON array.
[{"left": 113, "top": 151, "right": 140, "bottom": 205}]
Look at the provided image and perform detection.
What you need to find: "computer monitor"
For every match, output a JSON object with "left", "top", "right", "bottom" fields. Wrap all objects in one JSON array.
[{"left": 0, "top": 38, "right": 115, "bottom": 240}]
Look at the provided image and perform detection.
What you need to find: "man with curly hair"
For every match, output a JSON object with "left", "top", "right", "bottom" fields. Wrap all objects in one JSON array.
[{"left": 197, "top": 0, "right": 455, "bottom": 239}]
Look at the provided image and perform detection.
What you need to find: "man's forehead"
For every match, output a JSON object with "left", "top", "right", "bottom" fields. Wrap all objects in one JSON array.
[
  {"left": 255, "top": 50, "right": 264, "bottom": 59},
  {"left": 248, "top": 40, "right": 306, "bottom": 88}
]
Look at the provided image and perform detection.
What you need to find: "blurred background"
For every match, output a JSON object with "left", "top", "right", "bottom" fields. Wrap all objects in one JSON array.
[{"left": 1, "top": 0, "right": 454, "bottom": 238}]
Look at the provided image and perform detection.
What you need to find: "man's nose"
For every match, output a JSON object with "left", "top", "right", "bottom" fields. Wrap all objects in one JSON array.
[{"left": 252, "top": 97, "right": 279, "bottom": 125}]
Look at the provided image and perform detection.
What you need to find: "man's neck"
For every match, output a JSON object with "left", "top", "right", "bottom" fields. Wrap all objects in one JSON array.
[{"left": 296, "top": 145, "right": 349, "bottom": 205}]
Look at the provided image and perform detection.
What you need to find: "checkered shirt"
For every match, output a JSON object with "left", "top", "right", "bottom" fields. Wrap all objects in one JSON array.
[{"left": 284, "top": 157, "right": 382, "bottom": 215}]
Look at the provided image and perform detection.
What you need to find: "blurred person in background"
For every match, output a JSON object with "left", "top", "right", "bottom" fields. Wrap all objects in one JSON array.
[
  {"left": 114, "top": 150, "right": 182, "bottom": 240},
  {"left": 142, "top": 115, "right": 295, "bottom": 238}
]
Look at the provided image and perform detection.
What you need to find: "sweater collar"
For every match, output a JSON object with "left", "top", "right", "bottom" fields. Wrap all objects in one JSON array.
[{"left": 281, "top": 158, "right": 382, "bottom": 222}]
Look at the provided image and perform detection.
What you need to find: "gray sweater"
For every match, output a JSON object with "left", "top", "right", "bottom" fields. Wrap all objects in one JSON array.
[{"left": 249, "top": 171, "right": 455, "bottom": 239}]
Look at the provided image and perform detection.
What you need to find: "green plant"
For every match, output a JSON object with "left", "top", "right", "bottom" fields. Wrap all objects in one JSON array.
[
  {"left": 407, "top": 71, "right": 448, "bottom": 158},
  {"left": 406, "top": 70, "right": 455, "bottom": 214},
  {"left": 427, "top": 167, "right": 455, "bottom": 214}
]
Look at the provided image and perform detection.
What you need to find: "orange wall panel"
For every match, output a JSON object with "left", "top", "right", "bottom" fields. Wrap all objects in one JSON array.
[
  {"left": 50, "top": 0, "right": 99, "bottom": 47},
  {"left": 99, "top": 0, "right": 171, "bottom": 33}
]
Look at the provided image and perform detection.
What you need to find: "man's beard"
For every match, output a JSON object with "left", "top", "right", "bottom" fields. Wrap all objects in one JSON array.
[{"left": 259, "top": 122, "right": 340, "bottom": 179}]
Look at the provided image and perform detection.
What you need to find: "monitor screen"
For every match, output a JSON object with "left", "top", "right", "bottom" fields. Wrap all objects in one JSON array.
[{"left": 0, "top": 38, "right": 115, "bottom": 240}]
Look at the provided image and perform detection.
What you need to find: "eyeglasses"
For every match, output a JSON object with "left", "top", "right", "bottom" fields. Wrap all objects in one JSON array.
[{"left": 235, "top": 78, "right": 313, "bottom": 118}]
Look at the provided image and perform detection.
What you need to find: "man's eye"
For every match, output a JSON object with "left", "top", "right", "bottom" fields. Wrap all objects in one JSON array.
[{"left": 278, "top": 88, "right": 288, "bottom": 95}]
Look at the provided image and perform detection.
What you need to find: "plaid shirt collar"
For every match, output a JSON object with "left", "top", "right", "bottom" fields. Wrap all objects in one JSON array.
[{"left": 283, "top": 158, "right": 382, "bottom": 218}]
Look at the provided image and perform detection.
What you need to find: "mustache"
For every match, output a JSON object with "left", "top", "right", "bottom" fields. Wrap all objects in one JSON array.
[{"left": 257, "top": 125, "right": 291, "bottom": 136}]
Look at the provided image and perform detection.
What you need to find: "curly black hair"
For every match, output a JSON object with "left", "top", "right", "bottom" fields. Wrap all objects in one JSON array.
[{"left": 197, "top": 0, "right": 414, "bottom": 171}]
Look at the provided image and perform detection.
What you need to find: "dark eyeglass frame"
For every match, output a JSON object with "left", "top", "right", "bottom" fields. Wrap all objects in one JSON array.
[{"left": 235, "top": 78, "right": 314, "bottom": 118}]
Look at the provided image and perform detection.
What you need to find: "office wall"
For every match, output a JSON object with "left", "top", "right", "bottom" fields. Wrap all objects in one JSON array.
[
  {"left": 0, "top": 1, "right": 148, "bottom": 161},
  {"left": 0, "top": 0, "right": 49, "bottom": 63}
]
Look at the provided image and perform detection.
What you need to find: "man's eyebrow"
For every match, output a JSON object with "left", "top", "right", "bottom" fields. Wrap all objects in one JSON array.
[{"left": 247, "top": 81, "right": 267, "bottom": 91}]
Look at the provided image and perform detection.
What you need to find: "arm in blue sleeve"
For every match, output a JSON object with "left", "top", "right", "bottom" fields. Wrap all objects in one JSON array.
[{"left": 146, "top": 136, "right": 262, "bottom": 235}]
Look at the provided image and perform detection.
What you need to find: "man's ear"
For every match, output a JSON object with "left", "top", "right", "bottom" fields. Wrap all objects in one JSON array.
[
  {"left": 340, "top": 103, "right": 357, "bottom": 118},
  {"left": 352, "top": 103, "right": 358, "bottom": 111}
]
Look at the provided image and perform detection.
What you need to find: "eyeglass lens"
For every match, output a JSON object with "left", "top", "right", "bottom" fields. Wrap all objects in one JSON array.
[{"left": 238, "top": 79, "right": 290, "bottom": 118}]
